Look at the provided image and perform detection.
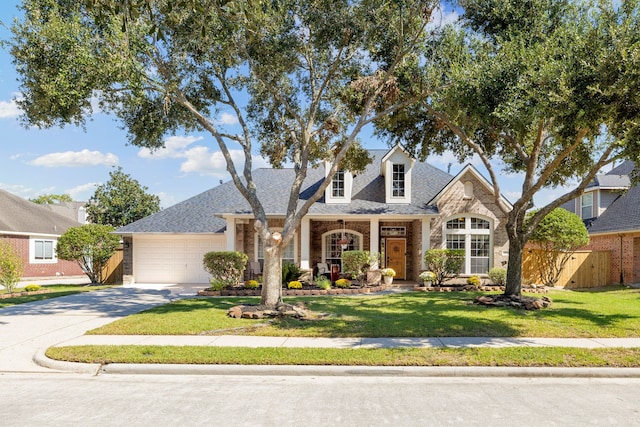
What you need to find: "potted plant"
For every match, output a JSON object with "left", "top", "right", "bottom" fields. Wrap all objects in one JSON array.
[
  {"left": 419, "top": 271, "right": 436, "bottom": 287},
  {"left": 380, "top": 268, "right": 396, "bottom": 285}
]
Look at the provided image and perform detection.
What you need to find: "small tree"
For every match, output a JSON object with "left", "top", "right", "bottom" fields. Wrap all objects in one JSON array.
[
  {"left": 86, "top": 167, "right": 160, "bottom": 227},
  {"left": 526, "top": 208, "right": 590, "bottom": 287},
  {"left": 203, "top": 251, "right": 249, "bottom": 289},
  {"left": 424, "top": 249, "right": 465, "bottom": 286},
  {"left": 0, "top": 239, "right": 23, "bottom": 293},
  {"left": 56, "top": 224, "right": 121, "bottom": 284},
  {"left": 342, "top": 250, "right": 380, "bottom": 286},
  {"left": 30, "top": 194, "right": 73, "bottom": 205}
]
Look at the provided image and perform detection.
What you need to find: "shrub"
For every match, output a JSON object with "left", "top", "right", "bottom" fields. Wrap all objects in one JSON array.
[
  {"left": 287, "top": 280, "right": 303, "bottom": 289},
  {"left": 56, "top": 224, "right": 120, "bottom": 284},
  {"left": 423, "top": 249, "right": 465, "bottom": 286},
  {"left": 342, "top": 251, "right": 380, "bottom": 285},
  {"left": 334, "top": 278, "right": 351, "bottom": 288},
  {"left": 315, "top": 275, "right": 331, "bottom": 290},
  {"left": 282, "top": 262, "right": 301, "bottom": 284},
  {"left": 24, "top": 284, "right": 41, "bottom": 292},
  {"left": 203, "top": 251, "right": 249, "bottom": 288},
  {"left": 208, "top": 279, "right": 227, "bottom": 291},
  {"left": 488, "top": 268, "right": 507, "bottom": 286},
  {"left": 466, "top": 275, "right": 482, "bottom": 288},
  {"left": 381, "top": 268, "right": 396, "bottom": 277},
  {"left": 244, "top": 279, "right": 260, "bottom": 289},
  {"left": 0, "top": 239, "right": 24, "bottom": 293}
]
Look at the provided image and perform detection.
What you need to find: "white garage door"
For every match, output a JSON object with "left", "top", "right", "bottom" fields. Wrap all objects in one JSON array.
[{"left": 134, "top": 235, "right": 226, "bottom": 284}]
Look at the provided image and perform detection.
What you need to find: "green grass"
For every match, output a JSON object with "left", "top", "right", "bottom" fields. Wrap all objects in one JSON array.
[
  {"left": 49, "top": 287, "right": 640, "bottom": 367},
  {"left": 0, "top": 284, "right": 116, "bottom": 307},
  {"left": 88, "top": 287, "right": 640, "bottom": 338},
  {"left": 46, "top": 345, "right": 640, "bottom": 367}
]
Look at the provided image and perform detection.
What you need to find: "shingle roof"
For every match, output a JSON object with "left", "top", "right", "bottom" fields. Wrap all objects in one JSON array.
[
  {"left": 587, "top": 161, "right": 635, "bottom": 189},
  {"left": 116, "top": 150, "right": 453, "bottom": 234},
  {"left": 587, "top": 161, "right": 640, "bottom": 234},
  {"left": 0, "top": 189, "right": 81, "bottom": 236}
]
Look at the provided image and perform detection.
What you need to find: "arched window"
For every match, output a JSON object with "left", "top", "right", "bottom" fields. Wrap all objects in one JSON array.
[
  {"left": 322, "top": 230, "right": 362, "bottom": 271},
  {"left": 444, "top": 216, "right": 492, "bottom": 275}
]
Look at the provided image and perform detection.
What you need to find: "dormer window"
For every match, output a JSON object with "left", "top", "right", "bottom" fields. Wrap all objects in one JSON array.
[
  {"left": 392, "top": 164, "right": 405, "bottom": 197},
  {"left": 332, "top": 170, "right": 345, "bottom": 198},
  {"left": 381, "top": 144, "right": 414, "bottom": 204}
]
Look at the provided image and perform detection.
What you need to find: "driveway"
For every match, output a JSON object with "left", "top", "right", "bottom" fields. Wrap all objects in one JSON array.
[{"left": 0, "top": 284, "right": 199, "bottom": 373}]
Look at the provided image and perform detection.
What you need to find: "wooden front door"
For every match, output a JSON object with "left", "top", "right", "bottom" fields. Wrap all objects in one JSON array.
[{"left": 386, "top": 238, "right": 406, "bottom": 280}]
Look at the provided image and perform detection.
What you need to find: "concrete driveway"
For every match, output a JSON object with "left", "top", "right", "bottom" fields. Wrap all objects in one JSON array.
[{"left": 0, "top": 284, "right": 199, "bottom": 373}]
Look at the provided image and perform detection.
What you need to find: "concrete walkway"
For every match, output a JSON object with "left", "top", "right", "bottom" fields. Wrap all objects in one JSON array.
[{"left": 3, "top": 284, "right": 640, "bottom": 377}]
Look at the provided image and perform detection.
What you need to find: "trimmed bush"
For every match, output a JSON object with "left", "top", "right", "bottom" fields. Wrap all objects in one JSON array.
[
  {"left": 24, "top": 284, "right": 41, "bottom": 292},
  {"left": 203, "top": 251, "right": 249, "bottom": 288},
  {"left": 342, "top": 250, "right": 380, "bottom": 285},
  {"left": 282, "top": 262, "right": 301, "bottom": 284},
  {"left": 488, "top": 268, "right": 507, "bottom": 286},
  {"left": 424, "top": 249, "right": 464, "bottom": 286},
  {"left": 315, "top": 275, "right": 331, "bottom": 290}
]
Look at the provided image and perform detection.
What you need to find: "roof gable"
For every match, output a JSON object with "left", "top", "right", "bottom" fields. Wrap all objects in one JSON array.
[{"left": 0, "top": 189, "right": 81, "bottom": 236}]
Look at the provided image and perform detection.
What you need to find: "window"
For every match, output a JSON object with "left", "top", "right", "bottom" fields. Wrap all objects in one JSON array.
[
  {"left": 323, "top": 230, "right": 361, "bottom": 272},
  {"left": 581, "top": 193, "right": 593, "bottom": 219},
  {"left": 444, "top": 216, "right": 492, "bottom": 275},
  {"left": 31, "top": 239, "right": 56, "bottom": 263},
  {"left": 257, "top": 231, "right": 295, "bottom": 267},
  {"left": 392, "top": 164, "right": 405, "bottom": 197},
  {"left": 332, "top": 171, "right": 345, "bottom": 198}
]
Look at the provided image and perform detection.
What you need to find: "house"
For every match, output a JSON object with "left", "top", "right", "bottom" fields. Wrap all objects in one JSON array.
[
  {"left": 559, "top": 160, "right": 640, "bottom": 284},
  {"left": 0, "top": 189, "right": 86, "bottom": 278},
  {"left": 115, "top": 146, "right": 511, "bottom": 285}
]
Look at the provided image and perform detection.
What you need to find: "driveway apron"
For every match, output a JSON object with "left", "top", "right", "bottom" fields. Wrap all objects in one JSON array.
[{"left": 0, "top": 285, "right": 195, "bottom": 373}]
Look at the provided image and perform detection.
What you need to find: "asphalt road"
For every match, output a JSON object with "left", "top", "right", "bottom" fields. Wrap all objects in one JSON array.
[{"left": 1, "top": 373, "right": 639, "bottom": 426}]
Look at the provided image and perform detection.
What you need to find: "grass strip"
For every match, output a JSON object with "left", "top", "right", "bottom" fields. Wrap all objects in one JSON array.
[
  {"left": 0, "top": 285, "right": 116, "bottom": 308},
  {"left": 46, "top": 345, "right": 640, "bottom": 367}
]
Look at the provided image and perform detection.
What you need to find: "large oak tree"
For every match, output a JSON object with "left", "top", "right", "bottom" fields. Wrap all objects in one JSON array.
[
  {"left": 377, "top": 0, "right": 640, "bottom": 297},
  {"left": 9, "top": 0, "right": 437, "bottom": 307}
]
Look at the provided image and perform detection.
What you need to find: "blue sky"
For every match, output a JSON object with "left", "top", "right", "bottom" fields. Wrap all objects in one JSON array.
[{"left": 0, "top": 1, "right": 566, "bottom": 210}]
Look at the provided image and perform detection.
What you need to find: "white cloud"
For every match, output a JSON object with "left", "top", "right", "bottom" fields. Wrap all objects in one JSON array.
[
  {"left": 180, "top": 147, "right": 270, "bottom": 177},
  {"left": 157, "top": 192, "right": 177, "bottom": 209},
  {"left": 30, "top": 149, "right": 119, "bottom": 168},
  {"left": 0, "top": 183, "right": 34, "bottom": 198},
  {"left": 215, "top": 112, "right": 239, "bottom": 125},
  {"left": 138, "top": 135, "right": 203, "bottom": 159},
  {"left": 66, "top": 182, "right": 100, "bottom": 200},
  {"left": 0, "top": 99, "right": 21, "bottom": 119}
]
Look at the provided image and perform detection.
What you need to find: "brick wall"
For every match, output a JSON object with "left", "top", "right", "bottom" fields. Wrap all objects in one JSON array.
[
  {"left": 2, "top": 234, "right": 85, "bottom": 278},
  {"left": 584, "top": 232, "right": 640, "bottom": 285}
]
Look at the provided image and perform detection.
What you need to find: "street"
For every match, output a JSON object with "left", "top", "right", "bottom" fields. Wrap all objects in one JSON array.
[{"left": 1, "top": 373, "right": 639, "bottom": 426}]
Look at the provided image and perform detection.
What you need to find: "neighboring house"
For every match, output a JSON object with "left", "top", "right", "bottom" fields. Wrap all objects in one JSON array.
[
  {"left": 115, "top": 146, "right": 511, "bottom": 285},
  {"left": 0, "top": 189, "right": 86, "bottom": 278},
  {"left": 41, "top": 201, "right": 89, "bottom": 224},
  {"left": 559, "top": 161, "right": 640, "bottom": 284}
]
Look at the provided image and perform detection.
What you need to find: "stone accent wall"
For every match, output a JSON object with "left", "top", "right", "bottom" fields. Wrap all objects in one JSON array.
[
  {"left": 584, "top": 232, "right": 640, "bottom": 285},
  {"left": 433, "top": 171, "right": 509, "bottom": 272},
  {"left": 1, "top": 234, "right": 85, "bottom": 278}
]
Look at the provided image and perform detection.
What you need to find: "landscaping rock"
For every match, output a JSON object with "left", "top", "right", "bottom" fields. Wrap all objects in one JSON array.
[{"left": 474, "top": 294, "right": 552, "bottom": 310}]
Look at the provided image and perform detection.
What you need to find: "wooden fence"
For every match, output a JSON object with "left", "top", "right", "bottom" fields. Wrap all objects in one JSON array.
[
  {"left": 101, "top": 248, "right": 123, "bottom": 284},
  {"left": 522, "top": 249, "right": 610, "bottom": 289}
]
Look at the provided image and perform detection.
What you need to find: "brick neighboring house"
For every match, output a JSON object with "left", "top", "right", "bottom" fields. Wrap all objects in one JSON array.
[
  {"left": 559, "top": 161, "right": 640, "bottom": 285},
  {"left": 115, "top": 145, "right": 512, "bottom": 285},
  {"left": 0, "top": 189, "right": 86, "bottom": 279}
]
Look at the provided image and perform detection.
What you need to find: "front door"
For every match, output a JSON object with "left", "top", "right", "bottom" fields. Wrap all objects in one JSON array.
[{"left": 386, "top": 238, "right": 406, "bottom": 280}]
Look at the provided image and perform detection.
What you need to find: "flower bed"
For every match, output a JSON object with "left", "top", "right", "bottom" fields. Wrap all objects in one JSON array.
[
  {"left": 198, "top": 284, "right": 390, "bottom": 297},
  {"left": 412, "top": 285, "right": 549, "bottom": 293}
]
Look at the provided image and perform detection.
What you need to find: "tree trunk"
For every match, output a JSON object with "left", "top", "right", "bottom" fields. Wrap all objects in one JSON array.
[
  {"left": 504, "top": 236, "right": 525, "bottom": 297},
  {"left": 261, "top": 245, "right": 283, "bottom": 308}
]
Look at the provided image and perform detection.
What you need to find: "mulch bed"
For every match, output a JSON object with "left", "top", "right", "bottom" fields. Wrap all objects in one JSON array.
[
  {"left": 0, "top": 289, "right": 51, "bottom": 299},
  {"left": 198, "top": 284, "right": 390, "bottom": 297}
]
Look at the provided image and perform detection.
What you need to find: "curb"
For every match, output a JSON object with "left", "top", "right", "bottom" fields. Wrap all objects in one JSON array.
[{"left": 33, "top": 352, "right": 640, "bottom": 378}]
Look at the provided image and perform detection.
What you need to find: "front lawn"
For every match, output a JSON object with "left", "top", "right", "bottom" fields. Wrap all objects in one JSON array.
[
  {"left": 48, "top": 287, "right": 640, "bottom": 367},
  {"left": 88, "top": 287, "right": 640, "bottom": 338}
]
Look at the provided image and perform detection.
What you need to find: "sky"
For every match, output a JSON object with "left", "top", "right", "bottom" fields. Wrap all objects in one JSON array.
[{"left": 0, "top": 1, "right": 569, "bottom": 210}]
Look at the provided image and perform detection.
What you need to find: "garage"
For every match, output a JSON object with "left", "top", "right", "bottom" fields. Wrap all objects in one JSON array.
[{"left": 133, "top": 235, "right": 226, "bottom": 284}]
